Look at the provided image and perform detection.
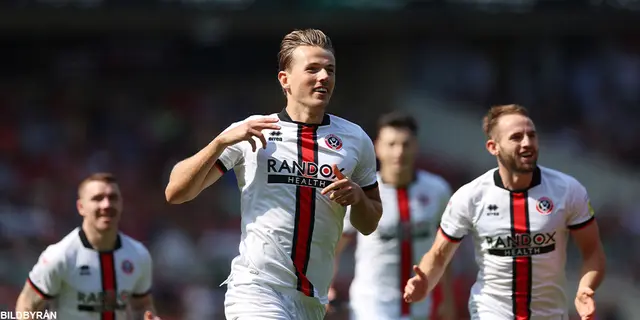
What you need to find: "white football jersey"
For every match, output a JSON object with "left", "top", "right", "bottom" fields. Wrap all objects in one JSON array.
[
  {"left": 343, "top": 170, "right": 452, "bottom": 320},
  {"left": 27, "top": 227, "right": 153, "bottom": 320},
  {"left": 216, "top": 109, "right": 378, "bottom": 304},
  {"left": 439, "top": 166, "right": 595, "bottom": 320}
]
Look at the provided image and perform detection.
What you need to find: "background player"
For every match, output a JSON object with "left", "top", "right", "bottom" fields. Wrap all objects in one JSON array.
[
  {"left": 330, "top": 112, "right": 457, "bottom": 320},
  {"left": 164, "top": 29, "right": 382, "bottom": 320},
  {"left": 15, "top": 173, "right": 157, "bottom": 319},
  {"left": 403, "top": 105, "right": 606, "bottom": 320}
]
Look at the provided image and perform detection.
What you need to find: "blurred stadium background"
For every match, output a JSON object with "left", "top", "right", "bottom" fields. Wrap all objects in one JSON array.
[{"left": 1, "top": 0, "right": 640, "bottom": 319}]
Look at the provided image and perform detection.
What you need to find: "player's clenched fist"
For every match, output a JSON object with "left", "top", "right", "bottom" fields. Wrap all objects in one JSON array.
[
  {"left": 403, "top": 265, "right": 429, "bottom": 303},
  {"left": 144, "top": 311, "right": 161, "bottom": 320},
  {"left": 321, "top": 164, "right": 364, "bottom": 206},
  {"left": 216, "top": 117, "right": 281, "bottom": 152}
]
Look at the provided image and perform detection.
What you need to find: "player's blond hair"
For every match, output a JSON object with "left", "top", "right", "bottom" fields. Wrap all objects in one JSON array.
[
  {"left": 278, "top": 29, "right": 334, "bottom": 72},
  {"left": 78, "top": 172, "right": 118, "bottom": 198},
  {"left": 482, "top": 104, "right": 530, "bottom": 139}
]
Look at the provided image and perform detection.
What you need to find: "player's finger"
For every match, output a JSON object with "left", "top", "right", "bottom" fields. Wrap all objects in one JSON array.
[
  {"left": 413, "top": 265, "right": 427, "bottom": 278},
  {"left": 247, "top": 137, "right": 257, "bottom": 152},
  {"left": 144, "top": 311, "right": 153, "bottom": 320},
  {"left": 254, "top": 123, "right": 282, "bottom": 130},
  {"left": 583, "top": 287, "right": 595, "bottom": 296},
  {"left": 403, "top": 291, "right": 414, "bottom": 303},
  {"left": 321, "top": 179, "right": 350, "bottom": 195},
  {"left": 256, "top": 117, "right": 280, "bottom": 123},
  {"left": 329, "top": 187, "right": 352, "bottom": 200},
  {"left": 249, "top": 129, "right": 267, "bottom": 149},
  {"left": 332, "top": 195, "right": 354, "bottom": 207},
  {"left": 332, "top": 164, "right": 345, "bottom": 180}
]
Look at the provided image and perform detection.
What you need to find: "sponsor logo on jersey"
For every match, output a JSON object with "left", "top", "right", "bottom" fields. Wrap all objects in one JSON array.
[
  {"left": 77, "top": 290, "right": 131, "bottom": 312},
  {"left": 485, "top": 232, "right": 556, "bottom": 257},
  {"left": 266, "top": 159, "right": 344, "bottom": 188},
  {"left": 324, "top": 134, "right": 343, "bottom": 150},
  {"left": 536, "top": 197, "right": 554, "bottom": 215}
]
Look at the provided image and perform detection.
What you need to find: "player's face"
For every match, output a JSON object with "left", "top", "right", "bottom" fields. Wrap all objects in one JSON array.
[
  {"left": 375, "top": 126, "right": 418, "bottom": 174},
  {"left": 488, "top": 114, "right": 538, "bottom": 174},
  {"left": 77, "top": 181, "right": 123, "bottom": 232},
  {"left": 279, "top": 45, "right": 335, "bottom": 110}
]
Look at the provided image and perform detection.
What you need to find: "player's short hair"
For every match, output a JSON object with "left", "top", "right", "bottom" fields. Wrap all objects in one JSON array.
[
  {"left": 78, "top": 172, "right": 118, "bottom": 198},
  {"left": 278, "top": 29, "right": 334, "bottom": 72},
  {"left": 376, "top": 112, "right": 418, "bottom": 137},
  {"left": 482, "top": 104, "right": 530, "bottom": 139}
]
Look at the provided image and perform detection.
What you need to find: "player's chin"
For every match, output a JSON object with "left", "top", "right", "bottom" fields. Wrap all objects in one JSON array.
[
  {"left": 308, "top": 94, "right": 331, "bottom": 107},
  {"left": 516, "top": 162, "right": 537, "bottom": 172},
  {"left": 95, "top": 217, "right": 118, "bottom": 230}
]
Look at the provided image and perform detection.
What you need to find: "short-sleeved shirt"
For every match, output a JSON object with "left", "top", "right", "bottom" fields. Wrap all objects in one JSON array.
[
  {"left": 215, "top": 109, "right": 378, "bottom": 304},
  {"left": 439, "top": 166, "right": 595, "bottom": 319},
  {"left": 28, "top": 227, "right": 153, "bottom": 320},
  {"left": 343, "top": 170, "right": 451, "bottom": 319}
]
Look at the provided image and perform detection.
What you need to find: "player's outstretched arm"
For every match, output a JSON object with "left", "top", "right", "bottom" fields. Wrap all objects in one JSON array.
[
  {"left": 165, "top": 117, "right": 280, "bottom": 204},
  {"left": 403, "top": 230, "right": 460, "bottom": 303},
  {"left": 15, "top": 281, "right": 47, "bottom": 312},
  {"left": 571, "top": 220, "right": 606, "bottom": 320}
]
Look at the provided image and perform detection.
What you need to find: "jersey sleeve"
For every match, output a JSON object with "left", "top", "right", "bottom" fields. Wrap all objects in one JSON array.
[
  {"left": 351, "top": 129, "right": 378, "bottom": 190},
  {"left": 342, "top": 206, "right": 357, "bottom": 235},
  {"left": 436, "top": 179, "right": 454, "bottom": 219},
  {"left": 27, "top": 246, "right": 64, "bottom": 299},
  {"left": 132, "top": 247, "right": 153, "bottom": 297},
  {"left": 438, "top": 187, "right": 473, "bottom": 242},
  {"left": 214, "top": 119, "right": 248, "bottom": 174},
  {"left": 567, "top": 181, "right": 596, "bottom": 230}
]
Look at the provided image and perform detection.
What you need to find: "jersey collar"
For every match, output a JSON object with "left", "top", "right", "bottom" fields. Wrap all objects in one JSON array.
[
  {"left": 278, "top": 108, "right": 330, "bottom": 126},
  {"left": 493, "top": 166, "right": 541, "bottom": 193},
  {"left": 79, "top": 227, "right": 122, "bottom": 252}
]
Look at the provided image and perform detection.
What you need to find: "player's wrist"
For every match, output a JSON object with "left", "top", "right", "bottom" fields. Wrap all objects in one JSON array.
[{"left": 212, "top": 135, "right": 231, "bottom": 149}]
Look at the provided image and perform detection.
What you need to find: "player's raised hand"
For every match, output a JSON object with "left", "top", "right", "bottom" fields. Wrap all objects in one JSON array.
[
  {"left": 144, "top": 311, "right": 162, "bottom": 320},
  {"left": 320, "top": 164, "right": 363, "bottom": 206},
  {"left": 403, "top": 265, "right": 429, "bottom": 303},
  {"left": 216, "top": 117, "right": 281, "bottom": 152},
  {"left": 574, "top": 287, "right": 596, "bottom": 320}
]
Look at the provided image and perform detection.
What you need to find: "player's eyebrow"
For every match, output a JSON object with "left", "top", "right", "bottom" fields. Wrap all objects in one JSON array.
[{"left": 306, "top": 62, "right": 335, "bottom": 69}]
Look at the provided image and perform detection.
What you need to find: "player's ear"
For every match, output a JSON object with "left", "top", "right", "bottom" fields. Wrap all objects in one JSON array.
[
  {"left": 76, "top": 199, "right": 85, "bottom": 217},
  {"left": 486, "top": 138, "right": 499, "bottom": 156},
  {"left": 277, "top": 71, "right": 290, "bottom": 91}
]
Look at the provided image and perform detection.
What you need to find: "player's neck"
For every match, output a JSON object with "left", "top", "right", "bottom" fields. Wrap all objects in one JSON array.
[
  {"left": 380, "top": 167, "right": 415, "bottom": 188},
  {"left": 498, "top": 166, "right": 533, "bottom": 191},
  {"left": 82, "top": 224, "right": 119, "bottom": 251},
  {"left": 285, "top": 103, "right": 325, "bottom": 124}
]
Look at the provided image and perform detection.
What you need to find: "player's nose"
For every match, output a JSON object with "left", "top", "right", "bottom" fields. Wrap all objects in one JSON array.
[
  {"left": 521, "top": 135, "right": 533, "bottom": 147},
  {"left": 99, "top": 198, "right": 113, "bottom": 208},
  {"left": 317, "top": 69, "right": 330, "bottom": 81}
]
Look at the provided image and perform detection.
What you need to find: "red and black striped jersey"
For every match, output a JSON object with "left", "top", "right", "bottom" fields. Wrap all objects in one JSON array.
[
  {"left": 440, "top": 166, "right": 595, "bottom": 320},
  {"left": 343, "top": 170, "right": 451, "bottom": 319},
  {"left": 216, "top": 109, "right": 378, "bottom": 304},
  {"left": 27, "top": 228, "right": 152, "bottom": 319}
]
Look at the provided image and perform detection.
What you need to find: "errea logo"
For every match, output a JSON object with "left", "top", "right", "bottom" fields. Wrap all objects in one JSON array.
[{"left": 268, "top": 131, "right": 283, "bottom": 142}]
